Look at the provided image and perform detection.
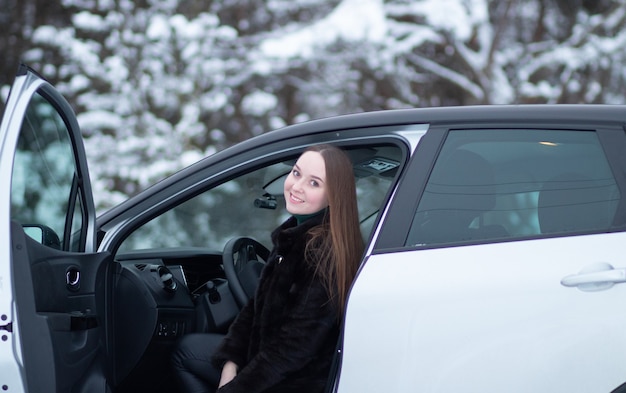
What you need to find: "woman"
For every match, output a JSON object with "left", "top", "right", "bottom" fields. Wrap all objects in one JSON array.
[{"left": 172, "top": 144, "right": 364, "bottom": 393}]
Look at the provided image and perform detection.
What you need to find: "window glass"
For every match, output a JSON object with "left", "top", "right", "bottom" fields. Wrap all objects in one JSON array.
[
  {"left": 11, "top": 92, "right": 80, "bottom": 249},
  {"left": 407, "top": 129, "right": 620, "bottom": 246},
  {"left": 120, "top": 162, "right": 292, "bottom": 251},
  {"left": 119, "top": 145, "right": 401, "bottom": 252},
  {"left": 68, "top": 192, "right": 85, "bottom": 251}
]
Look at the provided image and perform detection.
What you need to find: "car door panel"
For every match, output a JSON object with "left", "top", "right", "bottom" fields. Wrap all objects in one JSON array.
[
  {"left": 341, "top": 124, "right": 626, "bottom": 392},
  {"left": 11, "top": 221, "right": 112, "bottom": 392},
  {"left": 340, "top": 234, "right": 626, "bottom": 392},
  {"left": 2, "top": 65, "right": 110, "bottom": 392}
]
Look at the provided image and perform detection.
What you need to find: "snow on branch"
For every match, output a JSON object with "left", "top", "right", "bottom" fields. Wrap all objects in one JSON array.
[{"left": 407, "top": 53, "right": 484, "bottom": 101}]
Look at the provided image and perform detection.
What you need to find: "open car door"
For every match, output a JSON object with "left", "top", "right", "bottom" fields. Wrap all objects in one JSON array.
[{"left": 0, "top": 65, "right": 112, "bottom": 392}]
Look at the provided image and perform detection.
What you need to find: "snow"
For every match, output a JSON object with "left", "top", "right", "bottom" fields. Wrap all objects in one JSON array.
[
  {"left": 69, "top": 74, "right": 91, "bottom": 91},
  {"left": 260, "top": 0, "right": 386, "bottom": 58},
  {"left": 146, "top": 14, "right": 171, "bottom": 40},
  {"left": 5, "top": 0, "right": 626, "bottom": 213},
  {"left": 77, "top": 110, "right": 124, "bottom": 131},
  {"left": 242, "top": 90, "right": 278, "bottom": 116},
  {"left": 73, "top": 11, "right": 108, "bottom": 32},
  {"left": 409, "top": 0, "right": 477, "bottom": 41}
]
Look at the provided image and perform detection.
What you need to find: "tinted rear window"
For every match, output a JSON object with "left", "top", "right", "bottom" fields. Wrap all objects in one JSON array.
[{"left": 407, "top": 129, "right": 619, "bottom": 246}]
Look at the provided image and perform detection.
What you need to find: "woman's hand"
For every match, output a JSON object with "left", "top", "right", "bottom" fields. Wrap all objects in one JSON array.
[{"left": 218, "top": 361, "right": 238, "bottom": 388}]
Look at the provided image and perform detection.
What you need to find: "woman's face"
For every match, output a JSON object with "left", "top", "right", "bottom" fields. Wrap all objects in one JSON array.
[{"left": 284, "top": 151, "right": 329, "bottom": 215}]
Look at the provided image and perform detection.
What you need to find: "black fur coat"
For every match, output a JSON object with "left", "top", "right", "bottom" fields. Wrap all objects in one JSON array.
[{"left": 213, "top": 213, "right": 339, "bottom": 393}]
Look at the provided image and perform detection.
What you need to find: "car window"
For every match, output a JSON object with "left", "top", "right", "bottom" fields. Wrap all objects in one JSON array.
[
  {"left": 407, "top": 129, "right": 620, "bottom": 246},
  {"left": 10, "top": 92, "right": 85, "bottom": 250},
  {"left": 118, "top": 145, "right": 401, "bottom": 252},
  {"left": 119, "top": 161, "right": 292, "bottom": 251}
]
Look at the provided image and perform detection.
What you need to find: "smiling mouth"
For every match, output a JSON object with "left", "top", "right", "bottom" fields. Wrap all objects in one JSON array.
[{"left": 289, "top": 193, "right": 304, "bottom": 203}]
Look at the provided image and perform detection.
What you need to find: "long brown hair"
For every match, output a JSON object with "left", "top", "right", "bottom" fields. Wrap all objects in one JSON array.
[{"left": 304, "top": 144, "right": 364, "bottom": 316}]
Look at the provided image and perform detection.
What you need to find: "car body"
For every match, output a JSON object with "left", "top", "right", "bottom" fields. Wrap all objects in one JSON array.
[{"left": 2, "top": 65, "right": 626, "bottom": 392}]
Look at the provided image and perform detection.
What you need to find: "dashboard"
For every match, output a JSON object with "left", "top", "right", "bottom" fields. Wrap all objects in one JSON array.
[{"left": 110, "top": 248, "right": 238, "bottom": 392}]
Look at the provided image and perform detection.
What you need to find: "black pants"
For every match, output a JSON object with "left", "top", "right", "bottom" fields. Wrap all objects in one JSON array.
[{"left": 172, "top": 333, "right": 225, "bottom": 393}]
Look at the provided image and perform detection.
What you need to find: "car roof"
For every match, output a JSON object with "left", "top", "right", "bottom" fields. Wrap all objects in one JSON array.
[
  {"left": 270, "top": 104, "right": 626, "bottom": 132},
  {"left": 199, "top": 103, "right": 626, "bottom": 162},
  {"left": 201, "top": 104, "right": 626, "bottom": 175}
]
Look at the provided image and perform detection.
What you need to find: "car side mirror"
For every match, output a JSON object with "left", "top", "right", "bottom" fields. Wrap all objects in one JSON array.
[{"left": 23, "top": 224, "right": 61, "bottom": 249}]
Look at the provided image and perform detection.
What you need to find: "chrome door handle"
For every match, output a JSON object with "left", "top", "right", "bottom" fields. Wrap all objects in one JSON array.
[{"left": 561, "top": 262, "right": 626, "bottom": 291}]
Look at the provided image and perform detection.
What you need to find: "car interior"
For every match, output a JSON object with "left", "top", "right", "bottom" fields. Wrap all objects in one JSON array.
[
  {"left": 9, "top": 90, "right": 406, "bottom": 393},
  {"left": 95, "top": 143, "right": 405, "bottom": 392},
  {"left": 7, "top": 79, "right": 409, "bottom": 392},
  {"left": 12, "top": 129, "right": 405, "bottom": 392}
]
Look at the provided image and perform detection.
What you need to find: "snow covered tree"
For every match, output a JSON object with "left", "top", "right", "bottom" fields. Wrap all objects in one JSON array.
[
  {"left": 372, "top": 0, "right": 626, "bottom": 105},
  {"left": 1, "top": 0, "right": 626, "bottom": 212}
]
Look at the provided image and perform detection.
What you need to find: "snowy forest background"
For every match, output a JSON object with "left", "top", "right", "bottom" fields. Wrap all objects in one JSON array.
[{"left": 1, "top": 0, "right": 625, "bottom": 213}]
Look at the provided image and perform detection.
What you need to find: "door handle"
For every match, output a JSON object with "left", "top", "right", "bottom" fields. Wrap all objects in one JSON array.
[{"left": 561, "top": 262, "right": 626, "bottom": 291}]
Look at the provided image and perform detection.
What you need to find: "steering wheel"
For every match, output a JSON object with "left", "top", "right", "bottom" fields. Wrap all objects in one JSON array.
[{"left": 222, "top": 237, "right": 270, "bottom": 307}]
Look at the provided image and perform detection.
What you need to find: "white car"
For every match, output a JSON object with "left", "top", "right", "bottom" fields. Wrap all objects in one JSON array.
[{"left": 2, "top": 65, "right": 626, "bottom": 393}]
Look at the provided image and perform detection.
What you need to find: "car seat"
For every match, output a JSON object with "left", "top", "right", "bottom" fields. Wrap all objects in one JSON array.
[
  {"left": 409, "top": 149, "right": 506, "bottom": 245},
  {"left": 538, "top": 172, "right": 618, "bottom": 234}
]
